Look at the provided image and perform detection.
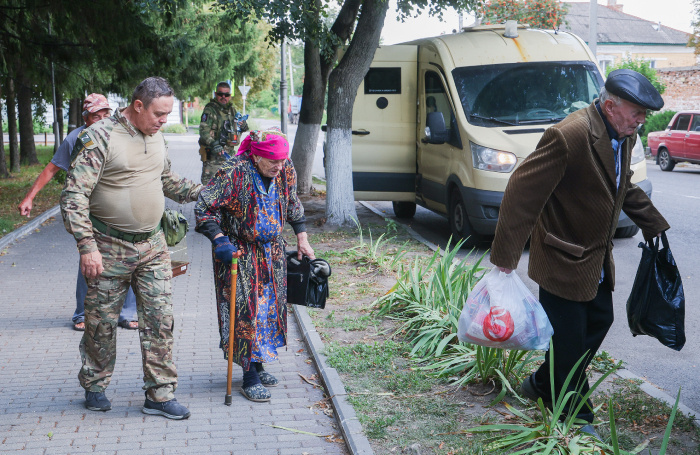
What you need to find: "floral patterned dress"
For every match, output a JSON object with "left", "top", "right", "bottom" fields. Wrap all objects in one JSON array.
[{"left": 194, "top": 155, "right": 305, "bottom": 371}]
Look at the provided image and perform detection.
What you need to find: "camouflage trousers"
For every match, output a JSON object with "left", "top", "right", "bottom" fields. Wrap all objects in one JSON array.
[
  {"left": 201, "top": 154, "right": 230, "bottom": 185},
  {"left": 79, "top": 229, "right": 177, "bottom": 402}
]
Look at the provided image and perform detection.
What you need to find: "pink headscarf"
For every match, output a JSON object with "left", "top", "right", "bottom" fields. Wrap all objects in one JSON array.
[{"left": 236, "top": 131, "right": 289, "bottom": 160}]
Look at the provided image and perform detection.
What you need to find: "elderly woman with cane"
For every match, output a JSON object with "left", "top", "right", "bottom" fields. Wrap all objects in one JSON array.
[{"left": 195, "top": 128, "right": 315, "bottom": 402}]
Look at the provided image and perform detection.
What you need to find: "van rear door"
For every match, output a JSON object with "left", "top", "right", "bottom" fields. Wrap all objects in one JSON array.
[{"left": 351, "top": 45, "right": 417, "bottom": 202}]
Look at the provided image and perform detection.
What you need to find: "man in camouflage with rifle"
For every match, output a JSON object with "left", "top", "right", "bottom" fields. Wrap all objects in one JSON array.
[{"left": 198, "top": 81, "right": 248, "bottom": 184}]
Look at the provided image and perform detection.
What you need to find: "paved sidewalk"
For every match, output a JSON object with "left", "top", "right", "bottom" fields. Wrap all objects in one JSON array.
[{"left": 0, "top": 134, "right": 348, "bottom": 454}]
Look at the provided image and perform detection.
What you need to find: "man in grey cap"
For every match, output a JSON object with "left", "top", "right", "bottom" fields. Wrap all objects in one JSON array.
[{"left": 489, "top": 69, "right": 670, "bottom": 437}]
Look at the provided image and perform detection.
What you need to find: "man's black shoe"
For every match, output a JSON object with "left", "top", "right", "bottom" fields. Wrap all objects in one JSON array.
[
  {"left": 520, "top": 373, "right": 552, "bottom": 408},
  {"left": 142, "top": 395, "right": 191, "bottom": 420},
  {"left": 85, "top": 391, "right": 112, "bottom": 411}
]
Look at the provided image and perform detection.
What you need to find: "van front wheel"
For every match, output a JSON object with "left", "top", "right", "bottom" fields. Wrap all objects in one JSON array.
[
  {"left": 392, "top": 201, "right": 416, "bottom": 219},
  {"left": 449, "top": 190, "right": 482, "bottom": 248}
]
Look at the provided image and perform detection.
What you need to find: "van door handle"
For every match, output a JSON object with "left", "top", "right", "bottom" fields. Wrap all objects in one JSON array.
[{"left": 352, "top": 130, "right": 370, "bottom": 136}]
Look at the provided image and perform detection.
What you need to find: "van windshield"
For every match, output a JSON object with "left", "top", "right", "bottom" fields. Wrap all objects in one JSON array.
[{"left": 452, "top": 61, "right": 604, "bottom": 127}]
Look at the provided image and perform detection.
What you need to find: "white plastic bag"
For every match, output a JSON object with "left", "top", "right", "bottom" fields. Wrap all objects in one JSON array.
[{"left": 457, "top": 267, "right": 553, "bottom": 350}]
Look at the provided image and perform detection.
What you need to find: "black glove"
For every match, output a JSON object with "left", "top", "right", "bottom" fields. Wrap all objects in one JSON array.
[
  {"left": 212, "top": 236, "right": 235, "bottom": 263},
  {"left": 212, "top": 144, "right": 224, "bottom": 156}
]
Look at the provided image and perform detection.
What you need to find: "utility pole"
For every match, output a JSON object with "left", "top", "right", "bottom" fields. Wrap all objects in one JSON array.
[
  {"left": 288, "top": 44, "right": 294, "bottom": 98},
  {"left": 589, "top": 0, "right": 598, "bottom": 60},
  {"left": 280, "top": 41, "right": 288, "bottom": 135}
]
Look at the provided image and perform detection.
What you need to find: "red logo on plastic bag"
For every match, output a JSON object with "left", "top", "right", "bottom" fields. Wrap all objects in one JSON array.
[{"left": 482, "top": 306, "right": 514, "bottom": 342}]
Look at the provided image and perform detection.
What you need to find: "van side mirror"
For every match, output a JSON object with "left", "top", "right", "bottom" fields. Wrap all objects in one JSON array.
[{"left": 424, "top": 112, "right": 450, "bottom": 144}]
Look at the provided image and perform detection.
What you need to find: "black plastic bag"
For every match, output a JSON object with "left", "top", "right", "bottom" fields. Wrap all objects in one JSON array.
[
  {"left": 626, "top": 232, "right": 685, "bottom": 351},
  {"left": 286, "top": 251, "right": 332, "bottom": 309}
]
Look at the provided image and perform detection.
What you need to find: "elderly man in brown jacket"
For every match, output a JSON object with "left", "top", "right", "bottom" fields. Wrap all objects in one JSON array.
[{"left": 490, "top": 69, "right": 670, "bottom": 437}]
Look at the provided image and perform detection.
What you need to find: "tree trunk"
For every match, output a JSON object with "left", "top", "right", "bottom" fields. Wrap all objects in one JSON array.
[
  {"left": 0, "top": 95, "right": 8, "bottom": 178},
  {"left": 6, "top": 77, "right": 19, "bottom": 173},
  {"left": 290, "top": 39, "right": 327, "bottom": 194},
  {"left": 67, "top": 97, "right": 81, "bottom": 134},
  {"left": 325, "top": 0, "right": 389, "bottom": 226},
  {"left": 17, "top": 71, "right": 38, "bottom": 165},
  {"left": 56, "top": 91, "right": 64, "bottom": 144},
  {"left": 290, "top": 0, "right": 362, "bottom": 194}
]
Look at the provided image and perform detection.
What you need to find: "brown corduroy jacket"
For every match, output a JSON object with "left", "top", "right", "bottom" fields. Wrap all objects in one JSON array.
[{"left": 490, "top": 102, "right": 670, "bottom": 302}]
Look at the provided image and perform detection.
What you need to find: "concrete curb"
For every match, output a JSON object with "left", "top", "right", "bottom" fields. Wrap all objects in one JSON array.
[
  {"left": 359, "top": 200, "right": 700, "bottom": 425},
  {"left": 292, "top": 305, "right": 375, "bottom": 455},
  {"left": 0, "top": 205, "right": 60, "bottom": 252}
]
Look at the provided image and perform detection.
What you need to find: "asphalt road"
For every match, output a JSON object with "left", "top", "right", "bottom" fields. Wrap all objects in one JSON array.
[{"left": 363, "top": 160, "right": 700, "bottom": 417}]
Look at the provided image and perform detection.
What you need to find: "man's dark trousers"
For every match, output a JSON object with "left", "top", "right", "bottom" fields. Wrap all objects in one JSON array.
[{"left": 531, "top": 282, "right": 614, "bottom": 423}]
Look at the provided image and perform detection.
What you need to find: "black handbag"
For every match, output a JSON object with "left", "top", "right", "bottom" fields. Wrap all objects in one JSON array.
[
  {"left": 286, "top": 251, "right": 331, "bottom": 309},
  {"left": 626, "top": 232, "right": 685, "bottom": 351}
]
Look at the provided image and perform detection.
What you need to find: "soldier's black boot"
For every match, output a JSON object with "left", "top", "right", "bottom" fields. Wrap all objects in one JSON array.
[{"left": 85, "top": 390, "right": 112, "bottom": 411}]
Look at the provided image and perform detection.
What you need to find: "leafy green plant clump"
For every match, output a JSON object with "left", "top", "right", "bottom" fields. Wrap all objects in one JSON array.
[{"left": 162, "top": 123, "right": 187, "bottom": 134}]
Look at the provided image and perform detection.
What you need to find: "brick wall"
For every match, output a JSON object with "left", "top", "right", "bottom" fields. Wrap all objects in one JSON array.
[{"left": 657, "top": 67, "right": 700, "bottom": 111}]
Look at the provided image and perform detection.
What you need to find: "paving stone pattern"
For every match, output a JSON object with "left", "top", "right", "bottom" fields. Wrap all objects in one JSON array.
[{"left": 0, "top": 135, "right": 348, "bottom": 455}]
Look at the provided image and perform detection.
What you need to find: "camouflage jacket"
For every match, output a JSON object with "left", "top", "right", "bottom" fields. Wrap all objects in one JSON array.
[
  {"left": 198, "top": 99, "right": 249, "bottom": 152},
  {"left": 61, "top": 108, "right": 202, "bottom": 255}
]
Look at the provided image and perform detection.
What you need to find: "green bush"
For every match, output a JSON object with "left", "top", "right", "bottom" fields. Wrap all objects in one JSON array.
[
  {"left": 162, "top": 123, "right": 187, "bottom": 134},
  {"left": 642, "top": 110, "right": 676, "bottom": 137},
  {"left": 186, "top": 108, "right": 203, "bottom": 126}
]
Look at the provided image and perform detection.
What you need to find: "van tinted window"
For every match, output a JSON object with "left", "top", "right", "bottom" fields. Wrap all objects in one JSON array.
[
  {"left": 452, "top": 61, "right": 604, "bottom": 127},
  {"left": 364, "top": 68, "right": 401, "bottom": 94}
]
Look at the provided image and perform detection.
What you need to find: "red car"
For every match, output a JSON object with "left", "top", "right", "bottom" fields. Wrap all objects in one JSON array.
[{"left": 647, "top": 111, "right": 700, "bottom": 171}]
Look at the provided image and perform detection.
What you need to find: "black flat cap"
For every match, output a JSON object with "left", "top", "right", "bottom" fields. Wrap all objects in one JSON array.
[{"left": 605, "top": 69, "right": 664, "bottom": 111}]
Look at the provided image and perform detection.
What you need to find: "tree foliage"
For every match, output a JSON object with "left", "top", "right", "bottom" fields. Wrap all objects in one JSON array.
[
  {"left": 691, "top": 0, "right": 700, "bottom": 53},
  {"left": 0, "top": 0, "right": 272, "bottom": 176},
  {"left": 478, "top": 0, "right": 568, "bottom": 29},
  {"left": 605, "top": 58, "right": 666, "bottom": 95}
]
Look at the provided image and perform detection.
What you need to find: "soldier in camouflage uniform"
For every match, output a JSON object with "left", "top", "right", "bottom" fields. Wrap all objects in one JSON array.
[
  {"left": 198, "top": 81, "right": 248, "bottom": 184},
  {"left": 61, "top": 77, "right": 202, "bottom": 420}
]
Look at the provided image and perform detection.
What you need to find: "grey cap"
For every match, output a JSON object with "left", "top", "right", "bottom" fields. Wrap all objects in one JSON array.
[{"left": 605, "top": 69, "right": 664, "bottom": 111}]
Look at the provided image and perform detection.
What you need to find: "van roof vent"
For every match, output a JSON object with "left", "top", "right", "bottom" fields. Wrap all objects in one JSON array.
[{"left": 504, "top": 20, "right": 518, "bottom": 38}]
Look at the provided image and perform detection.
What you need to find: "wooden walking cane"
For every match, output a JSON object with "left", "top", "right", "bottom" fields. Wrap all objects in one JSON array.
[{"left": 225, "top": 251, "right": 243, "bottom": 406}]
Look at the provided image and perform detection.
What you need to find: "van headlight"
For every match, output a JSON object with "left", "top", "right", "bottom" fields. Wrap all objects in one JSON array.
[
  {"left": 631, "top": 135, "right": 645, "bottom": 165},
  {"left": 470, "top": 142, "right": 517, "bottom": 173}
]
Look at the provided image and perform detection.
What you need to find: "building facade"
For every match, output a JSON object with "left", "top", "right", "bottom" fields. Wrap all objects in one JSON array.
[{"left": 562, "top": 1, "right": 696, "bottom": 72}]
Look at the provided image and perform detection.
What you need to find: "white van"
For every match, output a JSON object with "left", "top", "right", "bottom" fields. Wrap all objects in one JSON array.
[{"left": 348, "top": 23, "right": 649, "bottom": 246}]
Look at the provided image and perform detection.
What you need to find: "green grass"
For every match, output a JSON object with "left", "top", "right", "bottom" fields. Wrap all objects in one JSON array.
[
  {"left": 316, "top": 310, "right": 379, "bottom": 332},
  {"left": 1, "top": 145, "right": 62, "bottom": 239},
  {"left": 600, "top": 378, "right": 700, "bottom": 436},
  {"left": 325, "top": 340, "right": 408, "bottom": 374},
  {"left": 326, "top": 340, "right": 496, "bottom": 452},
  {"left": 162, "top": 123, "right": 187, "bottom": 134}
]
